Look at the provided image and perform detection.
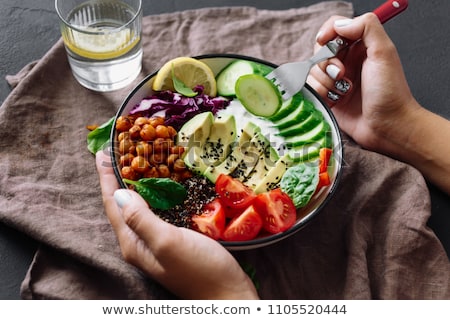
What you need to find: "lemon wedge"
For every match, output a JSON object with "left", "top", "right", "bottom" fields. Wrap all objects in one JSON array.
[
  {"left": 63, "top": 27, "right": 140, "bottom": 60},
  {"left": 152, "top": 57, "right": 217, "bottom": 97}
]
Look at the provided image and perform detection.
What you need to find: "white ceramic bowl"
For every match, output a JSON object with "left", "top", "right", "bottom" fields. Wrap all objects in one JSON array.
[{"left": 111, "top": 54, "right": 343, "bottom": 250}]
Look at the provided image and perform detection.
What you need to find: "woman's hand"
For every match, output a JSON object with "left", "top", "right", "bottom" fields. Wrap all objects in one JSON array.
[
  {"left": 308, "top": 13, "right": 450, "bottom": 194},
  {"left": 308, "top": 13, "right": 420, "bottom": 154},
  {"left": 96, "top": 150, "right": 259, "bottom": 299}
]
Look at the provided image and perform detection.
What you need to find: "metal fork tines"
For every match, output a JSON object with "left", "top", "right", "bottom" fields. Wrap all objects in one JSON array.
[{"left": 266, "top": 38, "right": 346, "bottom": 100}]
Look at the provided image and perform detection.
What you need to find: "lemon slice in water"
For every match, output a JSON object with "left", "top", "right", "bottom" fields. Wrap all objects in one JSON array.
[
  {"left": 152, "top": 57, "right": 217, "bottom": 97},
  {"left": 63, "top": 27, "right": 139, "bottom": 60}
]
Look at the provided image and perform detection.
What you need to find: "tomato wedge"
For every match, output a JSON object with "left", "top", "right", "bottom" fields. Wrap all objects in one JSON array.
[
  {"left": 222, "top": 205, "right": 263, "bottom": 241},
  {"left": 252, "top": 188, "right": 297, "bottom": 234},
  {"left": 191, "top": 199, "right": 226, "bottom": 240},
  {"left": 215, "top": 173, "right": 256, "bottom": 209}
]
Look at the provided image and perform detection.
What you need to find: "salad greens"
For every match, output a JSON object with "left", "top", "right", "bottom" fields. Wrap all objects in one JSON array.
[
  {"left": 87, "top": 117, "right": 114, "bottom": 154},
  {"left": 280, "top": 164, "right": 319, "bottom": 208},
  {"left": 122, "top": 178, "right": 187, "bottom": 210}
]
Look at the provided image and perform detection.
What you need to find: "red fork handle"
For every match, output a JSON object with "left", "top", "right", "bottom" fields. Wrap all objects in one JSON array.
[{"left": 373, "top": 0, "right": 409, "bottom": 24}]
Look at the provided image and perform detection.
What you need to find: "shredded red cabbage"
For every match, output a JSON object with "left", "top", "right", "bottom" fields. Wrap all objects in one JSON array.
[{"left": 130, "top": 86, "right": 230, "bottom": 130}]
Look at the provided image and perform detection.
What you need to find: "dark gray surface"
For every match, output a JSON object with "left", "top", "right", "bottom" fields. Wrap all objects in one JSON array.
[{"left": 1, "top": 0, "right": 449, "bottom": 299}]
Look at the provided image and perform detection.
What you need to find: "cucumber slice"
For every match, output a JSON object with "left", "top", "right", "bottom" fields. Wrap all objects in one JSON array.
[
  {"left": 278, "top": 109, "right": 324, "bottom": 137},
  {"left": 216, "top": 60, "right": 273, "bottom": 96},
  {"left": 283, "top": 121, "right": 330, "bottom": 148},
  {"left": 235, "top": 74, "right": 282, "bottom": 117},
  {"left": 268, "top": 92, "right": 303, "bottom": 122},
  {"left": 272, "top": 99, "right": 315, "bottom": 130}
]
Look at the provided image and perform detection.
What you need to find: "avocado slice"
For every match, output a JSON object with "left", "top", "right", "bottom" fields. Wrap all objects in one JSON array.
[
  {"left": 203, "top": 121, "right": 261, "bottom": 183},
  {"left": 244, "top": 144, "right": 280, "bottom": 189},
  {"left": 200, "top": 114, "right": 237, "bottom": 167},
  {"left": 177, "top": 112, "right": 214, "bottom": 151},
  {"left": 253, "top": 154, "right": 292, "bottom": 194}
]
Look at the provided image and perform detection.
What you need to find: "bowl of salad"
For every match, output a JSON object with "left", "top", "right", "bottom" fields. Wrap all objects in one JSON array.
[{"left": 110, "top": 54, "right": 343, "bottom": 250}]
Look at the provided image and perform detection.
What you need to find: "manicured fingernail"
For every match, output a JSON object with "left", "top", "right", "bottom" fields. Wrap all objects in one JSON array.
[
  {"left": 315, "top": 30, "right": 323, "bottom": 41},
  {"left": 114, "top": 189, "right": 132, "bottom": 208},
  {"left": 334, "top": 19, "right": 353, "bottom": 27},
  {"left": 335, "top": 79, "right": 351, "bottom": 94},
  {"left": 326, "top": 64, "right": 341, "bottom": 80},
  {"left": 327, "top": 91, "right": 340, "bottom": 102}
]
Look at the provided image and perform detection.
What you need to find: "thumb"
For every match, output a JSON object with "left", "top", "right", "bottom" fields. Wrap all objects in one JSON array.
[{"left": 114, "top": 189, "right": 170, "bottom": 245}]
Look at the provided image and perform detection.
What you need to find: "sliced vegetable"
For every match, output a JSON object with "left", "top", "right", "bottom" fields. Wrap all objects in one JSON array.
[
  {"left": 222, "top": 205, "right": 263, "bottom": 241},
  {"left": 123, "top": 178, "right": 187, "bottom": 210},
  {"left": 130, "top": 89, "right": 230, "bottom": 131},
  {"left": 215, "top": 173, "right": 256, "bottom": 209},
  {"left": 253, "top": 188, "right": 297, "bottom": 234},
  {"left": 280, "top": 164, "right": 319, "bottom": 208},
  {"left": 235, "top": 74, "right": 282, "bottom": 117},
  {"left": 216, "top": 60, "right": 273, "bottom": 96},
  {"left": 319, "top": 147, "right": 333, "bottom": 173},
  {"left": 87, "top": 117, "right": 114, "bottom": 154},
  {"left": 316, "top": 147, "right": 333, "bottom": 191},
  {"left": 192, "top": 199, "right": 226, "bottom": 240}
]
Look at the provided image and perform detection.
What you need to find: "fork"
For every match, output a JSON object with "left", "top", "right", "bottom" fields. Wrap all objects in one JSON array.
[{"left": 266, "top": 0, "right": 409, "bottom": 100}]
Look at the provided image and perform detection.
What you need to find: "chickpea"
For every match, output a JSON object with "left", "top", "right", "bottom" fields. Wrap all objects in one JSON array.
[
  {"left": 158, "top": 164, "right": 171, "bottom": 178},
  {"left": 121, "top": 166, "right": 139, "bottom": 180},
  {"left": 119, "top": 138, "right": 133, "bottom": 154},
  {"left": 173, "top": 158, "right": 187, "bottom": 172},
  {"left": 129, "top": 125, "right": 141, "bottom": 140},
  {"left": 143, "top": 167, "right": 159, "bottom": 178},
  {"left": 153, "top": 137, "right": 169, "bottom": 153},
  {"left": 116, "top": 116, "right": 133, "bottom": 132},
  {"left": 131, "top": 155, "right": 150, "bottom": 173},
  {"left": 167, "top": 153, "right": 179, "bottom": 167},
  {"left": 118, "top": 131, "right": 130, "bottom": 142},
  {"left": 134, "top": 116, "right": 149, "bottom": 127},
  {"left": 119, "top": 153, "right": 135, "bottom": 166},
  {"left": 140, "top": 123, "right": 156, "bottom": 141},
  {"left": 149, "top": 152, "right": 167, "bottom": 165},
  {"left": 167, "top": 126, "right": 177, "bottom": 138},
  {"left": 155, "top": 125, "right": 170, "bottom": 139},
  {"left": 170, "top": 146, "right": 185, "bottom": 157},
  {"left": 135, "top": 141, "right": 152, "bottom": 157},
  {"left": 180, "top": 170, "right": 194, "bottom": 180},
  {"left": 149, "top": 116, "right": 165, "bottom": 128}
]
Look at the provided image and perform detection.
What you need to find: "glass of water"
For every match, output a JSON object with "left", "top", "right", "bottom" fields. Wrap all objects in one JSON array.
[{"left": 55, "top": 0, "right": 143, "bottom": 92}]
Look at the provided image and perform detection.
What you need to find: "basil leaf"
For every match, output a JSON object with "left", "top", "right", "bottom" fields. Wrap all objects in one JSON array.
[
  {"left": 87, "top": 117, "right": 114, "bottom": 154},
  {"left": 280, "top": 164, "right": 319, "bottom": 208},
  {"left": 123, "top": 178, "right": 187, "bottom": 210},
  {"left": 171, "top": 64, "right": 198, "bottom": 97}
]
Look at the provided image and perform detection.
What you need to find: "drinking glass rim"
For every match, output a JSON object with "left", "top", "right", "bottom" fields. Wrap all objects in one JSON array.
[{"left": 55, "top": 0, "right": 142, "bottom": 34}]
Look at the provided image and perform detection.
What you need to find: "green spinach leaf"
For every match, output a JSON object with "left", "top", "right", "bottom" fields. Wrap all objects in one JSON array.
[
  {"left": 87, "top": 117, "right": 114, "bottom": 154},
  {"left": 280, "top": 164, "right": 319, "bottom": 208},
  {"left": 123, "top": 178, "right": 187, "bottom": 210}
]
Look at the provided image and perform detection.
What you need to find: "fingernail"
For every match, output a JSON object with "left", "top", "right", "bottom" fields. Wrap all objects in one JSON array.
[
  {"left": 315, "top": 30, "right": 323, "bottom": 42},
  {"left": 326, "top": 64, "right": 341, "bottom": 80},
  {"left": 114, "top": 189, "right": 132, "bottom": 208},
  {"left": 335, "top": 79, "right": 351, "bottom": 94},
  {"left": 327, "top": 91, "right": 340, "bottom": 102},
  {"left": 334, "top": 19, "right": 353, "bottom": 27}
]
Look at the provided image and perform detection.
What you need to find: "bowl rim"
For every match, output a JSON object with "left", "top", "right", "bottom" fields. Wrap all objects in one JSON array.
[{"left": 110, "top": 53, "right": 344, "bottom": 250}]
